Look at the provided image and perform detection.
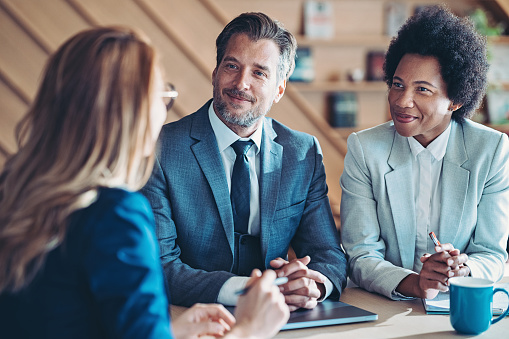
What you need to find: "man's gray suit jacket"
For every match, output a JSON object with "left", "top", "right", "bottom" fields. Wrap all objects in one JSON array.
[{"left": 142, "top": 100, "right": 347, "bottom": 306}]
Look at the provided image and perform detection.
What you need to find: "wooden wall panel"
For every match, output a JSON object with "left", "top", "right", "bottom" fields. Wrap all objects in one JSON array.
[
  {"left": 2, "top": 0, "right": 90, "bottom": 53},
  {"left": 70, "top": 0, "right": 213, "bottom": 118},
  {"left": 0, "top": 7, "right": 47, "bottom": 102},
  {"left": 0, "top": 80, "right": 27, "bottom": 153},
  {"left": 138, "top": 0, "right": 222, "bottom": 71},
  {"left": 210, "top": 0, "right": 303, "bottom": 34}
]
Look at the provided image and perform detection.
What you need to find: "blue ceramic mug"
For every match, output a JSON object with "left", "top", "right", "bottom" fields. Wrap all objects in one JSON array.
[{"left": 449, "top": 277, "right": 509, "bottom": 334}]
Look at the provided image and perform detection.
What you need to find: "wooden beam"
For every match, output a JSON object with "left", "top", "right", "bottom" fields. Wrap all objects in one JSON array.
[
  {"left": 494, "top": 0, "right": 509, "bottom": 18},
  {"left": 0, "top": 0, "right": 52, "bottom": 54}
]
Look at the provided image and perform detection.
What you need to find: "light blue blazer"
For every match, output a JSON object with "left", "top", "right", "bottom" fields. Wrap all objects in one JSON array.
[
  {"left": 340, "top": 120, "right": 509, "bottom": 299},
  {"left": 142, "top": 100, "right": 347, "bottom": 306}
]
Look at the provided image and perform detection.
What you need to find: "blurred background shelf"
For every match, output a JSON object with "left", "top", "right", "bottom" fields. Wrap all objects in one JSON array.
[{"left": 291, "top": 81, "right": 387, "bottom": 93}]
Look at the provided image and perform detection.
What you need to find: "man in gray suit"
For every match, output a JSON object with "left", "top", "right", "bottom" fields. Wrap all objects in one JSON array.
[{"left": 142, "top": 12, "right": 347, "bottom": 310}]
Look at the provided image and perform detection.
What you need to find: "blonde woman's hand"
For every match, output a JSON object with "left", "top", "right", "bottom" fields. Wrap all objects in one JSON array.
[
  {"left": 172, "top": 303, "right": 235, "bottom": 339},
  {"left": 226, "top": 269, "right": 289, "bottom": 339}
]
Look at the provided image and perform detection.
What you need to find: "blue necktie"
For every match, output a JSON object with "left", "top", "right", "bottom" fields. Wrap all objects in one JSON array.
[{"left": 230, "top": 140, "right": 254, "bottom": 234}]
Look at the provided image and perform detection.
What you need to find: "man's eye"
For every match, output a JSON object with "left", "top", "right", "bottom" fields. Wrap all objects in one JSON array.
[
  {"left": 254, "top": 71, "right": 265, "bottom": 77},
  {"left": 392, "top": 82, "right": 403, "bottom": 88},
  {"left": 418, "top": 87, "right": 430, "bottom": 92}
]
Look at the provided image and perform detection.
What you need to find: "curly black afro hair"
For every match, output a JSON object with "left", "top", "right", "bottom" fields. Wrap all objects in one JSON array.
[{"left": 383, "top": 5, "right": 489, "bottom": 122}]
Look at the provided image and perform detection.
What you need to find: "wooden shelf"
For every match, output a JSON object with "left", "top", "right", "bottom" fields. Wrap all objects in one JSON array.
[
  {"left": 488, "top": 35, "right": 509, "bottom": 44},
  {"left": 290, "top": 80, "right": 387, "bottom": 93},
  {"left": 296, "top": 34, "right": 391, "bottom": 48},
  {"left": 488, "top": 123, "right": 509, "bottom": 133},
  {"left": 488, "top": 82, "right": 509, "bottom": 90}
]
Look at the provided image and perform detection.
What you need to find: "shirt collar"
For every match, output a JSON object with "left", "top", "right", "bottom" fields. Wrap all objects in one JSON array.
[
  {"left": 208, "top": 101, "right": 262, "bottom": 154},
  {"left": 407, "top": 122, "right": 452, "bottom": 161}
]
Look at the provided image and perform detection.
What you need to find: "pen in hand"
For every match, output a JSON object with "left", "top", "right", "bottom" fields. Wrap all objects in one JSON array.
[
  {"left": 235, "top": 277, "right": 289, "bottom": 296},
  {"left": 429, "top": 232, "right": 441, "bottom": 247}
]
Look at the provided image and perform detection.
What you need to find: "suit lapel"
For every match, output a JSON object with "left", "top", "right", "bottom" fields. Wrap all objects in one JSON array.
[
  {"left": 190, "top": 103, "right": 235, "bottom": 255},
  {"left": 259, "top": 119, "right": 283, "bottom": 265},
  {"left": 385, "top": 131, "right": 416, "bottom": 269},
  {"left": 439, "top": 121, "right": 469, "bottom": 245}
]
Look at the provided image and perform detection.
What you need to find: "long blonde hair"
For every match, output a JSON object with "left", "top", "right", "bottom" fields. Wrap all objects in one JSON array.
[{"left": 0, "top": 26, "right": 159, "bottom": 293}]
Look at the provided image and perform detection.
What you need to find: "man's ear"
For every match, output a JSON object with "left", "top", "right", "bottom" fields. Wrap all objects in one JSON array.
[
  {"left": 273, "top": 79, "right": 287, "bottom": 103},
  {"left": 212, "top": 68, "right": 217, "bottom": 84}
]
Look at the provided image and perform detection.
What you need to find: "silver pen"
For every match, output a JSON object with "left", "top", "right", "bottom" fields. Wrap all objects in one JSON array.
[{"left": 235, "top": 277, "right": 289, "bottom": 295}]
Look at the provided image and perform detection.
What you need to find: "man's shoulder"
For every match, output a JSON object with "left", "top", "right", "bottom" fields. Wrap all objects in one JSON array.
[
  {"left": 266, "top": 117, "right": 316, "bottom": 144},
  {"left": 159, "top": 100, "right": 211, "bottom": 141}
]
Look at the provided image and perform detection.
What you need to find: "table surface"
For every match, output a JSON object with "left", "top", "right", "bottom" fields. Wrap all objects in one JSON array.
[{"left": 171, "top": 264, "right": 509, "bottom": 339}]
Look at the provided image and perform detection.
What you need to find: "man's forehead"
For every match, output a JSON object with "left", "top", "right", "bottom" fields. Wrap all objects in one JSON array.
[{"left": 222, "top": 34, "right": 280, "bottom": 68}]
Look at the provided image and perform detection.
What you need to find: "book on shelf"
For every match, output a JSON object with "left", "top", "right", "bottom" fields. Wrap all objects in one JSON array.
[
  {"left": 366, "top": 51, "right": 385, "bottom": 81},
  {"left": 329, "top": 92, "right": 357, "bottom": 128},
  {"left": 303, "top": 0, "right": 334, "bottom": 39},
  {"left": 384, "top": 2, "right": 409, "bottom": 37},
  {"left": 289, "top": 47, "right": 314, "bottom": 82}
]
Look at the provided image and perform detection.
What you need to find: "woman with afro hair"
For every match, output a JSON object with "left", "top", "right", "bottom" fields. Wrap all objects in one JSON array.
[{"left": 340, "top": 5, "right": 509, "bottom": 300}]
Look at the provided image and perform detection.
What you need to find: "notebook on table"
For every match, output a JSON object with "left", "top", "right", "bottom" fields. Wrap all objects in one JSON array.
[{"left": 227, "top": 300, "right": 377, "bottom": 330}]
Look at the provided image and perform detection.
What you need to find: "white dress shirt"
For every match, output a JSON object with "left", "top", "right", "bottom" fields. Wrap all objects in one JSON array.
[
  {"left": 209, "top": 102, "right": 332, "bottom": 305},
  {"left": 408, "top": 122, "right": 452, "bottom": 272},
  {"left": 209, "top": 102, "right": 261, "bottom": 305}
]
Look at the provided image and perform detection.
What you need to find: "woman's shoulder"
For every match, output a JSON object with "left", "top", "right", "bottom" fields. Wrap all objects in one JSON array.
[
  {"left": 459, "top": 120, "right": 508, "bottom": 152},
  {"left": 71, "top": 187, "right": 154, "bottom": 237},
  {"left": 90, "top": 187, "right": 151, "bottom": 215},
  {"left": 460, "top": 119, "right": 506, "bottom": 139},
  {"left": 346, "top": 121, "right": 396, "bottom": 155},
  {"left": 351, "top": 121, "right": 396, "bottom": 142}
]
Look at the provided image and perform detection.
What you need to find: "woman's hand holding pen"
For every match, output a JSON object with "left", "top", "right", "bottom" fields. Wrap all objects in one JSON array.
[
  {"left": 226, "top": 269, "right": 289, "bottom": 339},
  {"left": 396, "top": 238, "right": 470, "bottom": 299},
  {"left": 421, "top": 243, "right": 470, "bottom": 279},
  {"left": 173, "top": 270, "right": 289, "bottom": 339},
  {"left": 418, "top": 243, "right": 470, "bottom": 298}
]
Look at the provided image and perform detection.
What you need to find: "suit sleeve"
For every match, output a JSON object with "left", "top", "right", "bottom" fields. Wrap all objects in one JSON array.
[
  {"left": 141, "top": 156, "right": 235, "bottom": 307},
  {"left": 290, "top": 136, "right": 348, "bottom": 300},
  {"left": 464, "top": 133, "right": 509, "bottom": 281},
  {"left": 340, "top": 133, "right": 414, "bottom": 299},
  {"left": 81, "top": 192, "right": 173, "bottom": 338}
]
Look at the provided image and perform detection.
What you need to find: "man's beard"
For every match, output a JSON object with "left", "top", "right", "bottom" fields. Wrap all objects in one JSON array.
[{"left": 213, "top": 84, "right": 272, "bottom": 128}]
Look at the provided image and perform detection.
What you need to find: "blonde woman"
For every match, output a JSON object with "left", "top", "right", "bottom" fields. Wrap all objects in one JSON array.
[{"left": 0, "top": 26, "right": 288, "bottom": 339}]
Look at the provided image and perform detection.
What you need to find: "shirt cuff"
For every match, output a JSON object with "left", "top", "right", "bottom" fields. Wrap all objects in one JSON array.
[
  {"left": 217, "top": 276, "right": 250, "bottom": 306},
  {"left": 390, "top": 288, "right": 416, "bottom": 300},
  {"left": 318, "top": 276, "right": 333, "bottom": 302}
]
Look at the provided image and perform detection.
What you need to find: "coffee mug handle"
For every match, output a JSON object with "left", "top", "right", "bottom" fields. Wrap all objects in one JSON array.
[{"left": 491, "top": 288, "right": 509, "bottom": 325}]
